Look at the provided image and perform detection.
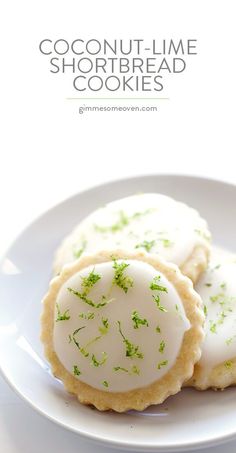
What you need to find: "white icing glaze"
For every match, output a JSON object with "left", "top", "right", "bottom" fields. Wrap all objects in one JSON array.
[
  {"left": 196, "top": 251, "right": 236, "bottom": 370},
  {"left": 54, "top": 193, "right": 210, "bottom": 273},
  {"left": 53, "top": 259, "right": 190, "bottom": 392}
]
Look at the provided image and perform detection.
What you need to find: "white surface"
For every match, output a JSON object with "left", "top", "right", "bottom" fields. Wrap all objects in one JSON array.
[
  {"left": 1, "top": 175, "right": 236, "bottom": 453},
  {"left": 1, "top": 374, "right": 236, "bottom": 453},
  {"left": 1, "top": 0, "right": 236, "bottom": 451},
  {"left": 1, "top": 0, "right": 236, "bottom": 259}
]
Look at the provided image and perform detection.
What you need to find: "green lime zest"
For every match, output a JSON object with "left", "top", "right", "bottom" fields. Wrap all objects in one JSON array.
[
  {"left": 159, "top": 340, "right": 165, "bottom": 354},
  {"left": 131, "top": 365, "right": 140, "bottom": 375},
  {"left": 117, "top": 320, "right": 143, "bottom": 359},
  {"left": 209, "top": 321, "right": 217, "bottom": 334},
  {"left": 72, "top": 327, "right": 89, "bottom": 357},
  {"left": 224, "top": 360, "right": 233, "bottom": 369},
  {"left": 79, "top": 311, "right": 95, "bottom": 320},
  {"left": 55, "top": 303, "right": 70, "bottom": 322},
  {"left": 99, "top": 317, "right": 109, "bottom": 334},
  {"left": 131, "top": 310, "right": 149, "bottom": 329},
  {"left": 113, "top": 366, "right": 129, "bottom": 372},
  {"left": 94, "top": 209, "right": 153, "bottom": 234},
  {"left": 150, "top": 275, "right": 168, "bottom": 293},
  {"left": 68, "top": 288, "right": 113, "bottom": 309},
  {"left": 135, "top": 240, "right": 155, "bottom": 252},
  {"left": 73, "top": 365, "right": 81, "bottom": 376},
  {"left": 81, "top": 269, "right": 101, "bottom": 292},
  {"left": 153, "top": 295, "right": 167, "bottom": 312},
  {"left": 91, "top": 352, "right": 108, "bottom": 367},
  {"left": 73, "top": 239, "right": 87, "bottom": 259},
  {"left": 157, "top": 360, "right": 168, "bottom": 370},
  {"left": 112, "top": 259, "right": 133, "bottom": 293}
]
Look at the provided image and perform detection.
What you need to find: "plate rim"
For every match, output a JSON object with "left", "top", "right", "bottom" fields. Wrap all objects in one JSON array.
[
  {"left": 1, "top": 172, "right": 235, "bottom": 258},
  {"left": 1, "top": 173, "right": 236, "bottom": 452}
]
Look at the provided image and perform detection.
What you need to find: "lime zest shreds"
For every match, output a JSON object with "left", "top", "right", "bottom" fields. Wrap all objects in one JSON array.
[
  {"left": 131, "top": 311, "right": 149, "bottom": 329},
  {"left": 72, "top": 326, "right": 89, "bottom": 357},
  {"left": 91, "top": 352, "right": 108, "bottom": 367},
  {"left": 79, "top": 311, "right": 95, "bottom": 320},
  {"left": 94, "top": 209, "right": 154, "bottom": 234},
  {"left": 131, "top": 365, "right": 140, "bottom": 375},
  {"left": 113, "top": 366, "right": 129, "bottom": 372},
  {"left": 153, "top": 294, "right": 167, "bottom": 312},
  {"left": 81, "top": 269, "right": 101, "bottom": 292},
  {"left": 94, "top": 210, "right": 129, "bottom": 233},
  {"left": 150, "top": 275, "right": 168, "bottom": 313},
  {"left": 135, "top": 240, "right": 156, "bottom": 252},
  {"left": 112, "top": 259, "right": 134, "bottom": 293},
  {"left": 99, "top": 317, "right": 109, "bottom": 335},
  {"left": 67, "top": 267, "right": 111, "bottom": 309},
  {"left": 73, "top": 365, "right": 81, "bottom": 376},
  {"left": 55, "top": 303, "right": 70, "bottom": 322},
  {"left": 150, "top": 275, "right": 168, "bottom": 293},
  {"left": 158, "top": 340, "right": 165, "bottom": 354},
  {"left": 68, "top": 287, "right": 113, "bottom": 309},
  {"left": 209, "top": 321, "right": 217, "bottom": 334},
  {"left": 73, "top": 239, "right": 87, "bottom": 259},
  {"left": 157, "top": 360, "right": 168, "bottom": 370},
  {"left": 224, "top": 360, "right": 233, "bottom": 369},
  {"left": 117, "top": 321, "right": 144, "bottom": 359}
]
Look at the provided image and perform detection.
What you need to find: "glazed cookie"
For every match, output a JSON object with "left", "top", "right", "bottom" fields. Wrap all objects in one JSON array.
[
  {"left": 41, "top": 250, "right": 204, "bottom": 412},
  {"left": 188, "top": 253, "right": 236, "bottom": 390},
  {"left": 53, "top": 194, "right": 211, "bottom": 283}
]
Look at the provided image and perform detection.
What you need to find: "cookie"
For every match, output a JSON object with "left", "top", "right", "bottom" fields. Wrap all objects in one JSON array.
[
  {"left": 41, "top": 250, "right": 204, "bottom": 411},
  {"left": 187, "top": 252, "right": 236, "bottom": 389},
  {"left": 53, "top": 193, "right": 211, "bottom": 283}
]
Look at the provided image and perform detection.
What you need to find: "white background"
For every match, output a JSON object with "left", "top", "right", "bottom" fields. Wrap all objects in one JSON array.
[{"left": 0, "top": 0, "right": 236, "bottom": 452}]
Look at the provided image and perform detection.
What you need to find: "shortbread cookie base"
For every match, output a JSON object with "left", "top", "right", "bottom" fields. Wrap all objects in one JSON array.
[
  {"left": 186, "top": 250, "right": 236, "bottom": 390},
  {"left": 41, "top": 250, "right": 204, "bottom": 412},
  {"left": 187, "top": 359, "right": 236, "bottom": 390},
  {"left": 180, "top": 243, "right": 210, "bottom": 284}
]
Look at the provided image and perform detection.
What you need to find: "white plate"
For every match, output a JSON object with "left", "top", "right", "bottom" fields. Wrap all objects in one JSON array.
[{"left": 1, "top": 174, "right": 236, "bottom": 452}]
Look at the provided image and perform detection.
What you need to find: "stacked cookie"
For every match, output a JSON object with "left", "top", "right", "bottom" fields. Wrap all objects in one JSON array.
[{"left": 41, "top": 193, "right": 236, "bottom": 412}]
